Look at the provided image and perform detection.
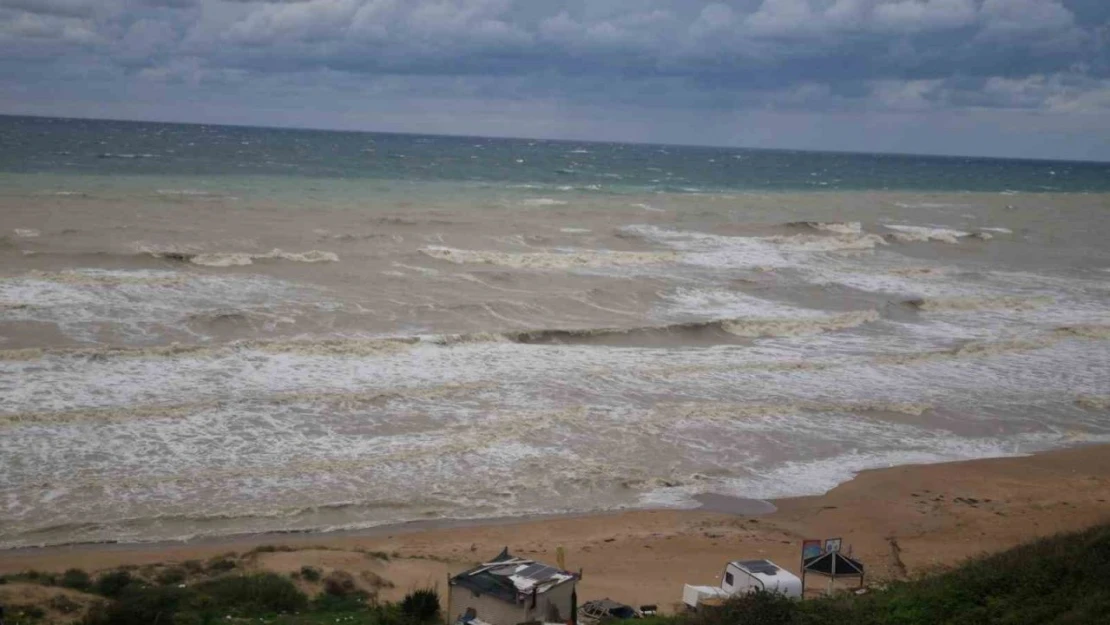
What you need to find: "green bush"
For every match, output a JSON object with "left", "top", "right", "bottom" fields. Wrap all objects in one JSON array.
[
  {"left": 206, "top": 557, "right": 237, "bottom": 574},
  {"left": 312, "top": 590, "right": 371, "bottom": 613},
  {"left": 400, "top": 588, "right": 440, "bottom": 624},
  {"left": 660, "top": 523, "right": 1110, "bottom": 625},
  {"left": 80, "top": 586, "right": 187, "bottom": 625},
  {"left": 156, "top": 567, "right": 188, "bottom": 586},
  {"left": 94, "top": 570, "right": 135, "bottom": 598},
  {"left": 322, "top": 571, "right": 357, "bottom": 597},
  {"left": 60, "top": 568, "right": 92, "bottom": 591},
  {"left": 192, "top": 572, "right": 308, "bottom": 615},
  {"left": 300, "top": 566, "right": 322, "bottom": 582},
  {"left": 48, "top": 594, "right": 84, "bottom": 614},
  {"left": 693, "top": 591, "right": 797, "bottom": 625}
]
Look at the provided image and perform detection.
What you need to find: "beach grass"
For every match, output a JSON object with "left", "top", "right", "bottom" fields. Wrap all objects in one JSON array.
[{"left": 2, "top": 523, "right": 1107, "bottom": 624}]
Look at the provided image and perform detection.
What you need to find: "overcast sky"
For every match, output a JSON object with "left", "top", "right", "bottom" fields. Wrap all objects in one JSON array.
[{"left": 1, "top": 0, "right": 1108, "bottom": 160}]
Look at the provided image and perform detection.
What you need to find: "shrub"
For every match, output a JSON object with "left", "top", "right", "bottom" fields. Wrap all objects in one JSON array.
[
  {"left": 206, "top": 557, "right": 237, "bottom": 574},
  {"left": 48, "top": 594, "right": 84, "bottom": 614},
  {"left": 181, "top": 560, "right": 204, "bottom": 575},
  {"left": 61, "top": 568, "right": 92, "bottom": 591},
  {"left": 299, "top": 566, "right": 322, "bottom": 582},
  {"left": 692, "top": 591, "right": 797, "bottom": 625},
  {"left": 312, "top": 590, "right": 371, "bottom": 613},
  {"left": 247, "top": 544, "right": 296, "bottom": 555},
  {"left": 400, "top": 588, "right": 440, "bottom": 624},
  {"left": 80, "top": 586, "right": 187, "bottom": 625},
  {"left": 16, "top": 608, "right": 46, "bottom": 621},
  {"left": 322, "top": 571, "right": 357, "bottom": 597},
  {"left": 155, "top": 567, "right": 187, "bottom": 586},
  {"left": 191, "top": 572, "right": 308, "bottom": 616},
  {"left": 94, "top": 570, "right": 135, "bottom": 598}
]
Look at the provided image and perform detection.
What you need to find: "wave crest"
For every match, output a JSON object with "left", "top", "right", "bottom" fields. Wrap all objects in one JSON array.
[
  {"left": 1076, "top": 396, "right": 1110, "bottom": 411},
  {"left": 907, "top": 296, "right": 1054, "bottom": 312},
  {"left": 419, "top": 246, "right": 678, "bottom": 269},
  {"left": 142, "top": 247, "right": 339, "bottom": 266},
  {"left": 883, "top": 225, "right": 971, "bottom": 244},
  {"left": 787, "top": 221, "right": 863, "bottom": 235}
]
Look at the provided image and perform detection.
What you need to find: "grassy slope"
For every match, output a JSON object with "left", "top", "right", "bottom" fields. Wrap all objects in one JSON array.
[
  {"left": 669, "top": 522, "right": 1110, "bottom": 625},
  {"left": 2, "top": 523, "right": 1108, "bottom": 624}
]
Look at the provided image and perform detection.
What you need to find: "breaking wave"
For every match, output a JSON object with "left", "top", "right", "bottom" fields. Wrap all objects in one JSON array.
[
  {"left": 11, "top": 269, "right": 190, "bottom": 286},
  {"left": 1076, "top": 396, "right": 1110, "bottom": 411},
  {"left": 1055, "top": 324, "right": 1110, "bottom": 340},
  {"left": 433, "top": 310, "right": 881, "bottom": 345},
  {"left": 142, "top": 246, "right": 339, "bottom": 266},
  {"left": 0, "top": 383, "right": 488, "bottom": 427},
  {"left": 883, "top": 224, "right": 972, "bottom": 244},
  {"left": 764, "top": 232, "right": 887, "bottom": 251},
  {"left": 906, "top": 296, "right": 1054, "bottom": 312},
  {"left": 663, "top": 400, "right": 933, "bottom": 421},
  {"left": 419, "top": 246, "right": 679, "bottom": 269},
  {"left": 787, "top": 221, "right": 863, "bottom": 235},
  {"left": 874, "top": 337, "right": 1060, "bottom": 365},
  {"left": 0, "top": 336, "right": 418, "bottom": 362}
]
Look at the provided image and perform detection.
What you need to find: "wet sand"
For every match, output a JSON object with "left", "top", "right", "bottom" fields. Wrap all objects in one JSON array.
[{"left": 3, "top": 445, "right": 1108, "bottom": 611}]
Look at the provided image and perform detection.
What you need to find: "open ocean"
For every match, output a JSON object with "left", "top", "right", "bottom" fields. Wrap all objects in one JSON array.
[{"left": 1, "top": 114, "right": 1109, "bottom": 549}]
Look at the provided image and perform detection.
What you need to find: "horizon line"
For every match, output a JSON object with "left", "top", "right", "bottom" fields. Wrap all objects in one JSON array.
[{"left": 3, "top": 112, "right": 1108, "bottom": 166}]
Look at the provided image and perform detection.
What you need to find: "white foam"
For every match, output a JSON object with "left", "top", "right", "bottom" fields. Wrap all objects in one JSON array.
[
  {"left": 560, "top": 228, "right": 592, "bottom": 234},
  {"left": 521, "top": 198, "right": 568, "bottom": 207},
  {"left": 661, "top": 287, "right": 833, "bottom": 320},
  {"left": 981, "top": 227, "right": 1013, "bottom": 234},
  {"left": 620, "top": 225, "right": 885, "bottom": 271},
  {"left": 3, "top": 329, "right": 1108, "bottom": 547},
  {"left": 0, "top": 269, "right": 329, "bottom": 344},
  {"left": 13, "top": 229, "right": 41, "bottom": 238}
]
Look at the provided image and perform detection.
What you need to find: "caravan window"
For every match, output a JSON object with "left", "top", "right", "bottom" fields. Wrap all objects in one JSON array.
[{"left": 724, "top": 572, "right": 734, "bottom": 586}]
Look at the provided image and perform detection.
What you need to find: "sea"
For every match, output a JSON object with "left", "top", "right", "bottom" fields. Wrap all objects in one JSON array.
[{"left": 1, "top": 114, "right": 1108, "bottom": 549}]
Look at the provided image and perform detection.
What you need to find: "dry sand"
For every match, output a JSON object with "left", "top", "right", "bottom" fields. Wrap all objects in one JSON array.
[{"left": 3, "top": 445, "right": 1109, "bottom": 613}]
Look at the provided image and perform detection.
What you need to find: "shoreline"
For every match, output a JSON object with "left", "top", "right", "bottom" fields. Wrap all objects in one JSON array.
[{"left": 4, "top": 444, "right": 1109, "bottom": 608}]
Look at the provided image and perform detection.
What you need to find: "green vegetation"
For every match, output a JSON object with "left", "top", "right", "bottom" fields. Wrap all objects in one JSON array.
[
  {"left": 80, "top": 573, "right": 309, "bottom": 624},
  {"left": 4, "top": 524, "right": 1105, "bottom": 624},
  {"left": 60, "top": 569, "right": 92, "bottom": 591},
  {"left": 156, "top": 566, "right": 189, "bottom": 586},
  {"left": 299, "top": 566, "right": 322, "bottom": 582},
  {"left": 662, "top": 522, "right": 1110, "bottom": 625},
  {"left": 93, "top": 570, "right": 135, "bottom": 598}
]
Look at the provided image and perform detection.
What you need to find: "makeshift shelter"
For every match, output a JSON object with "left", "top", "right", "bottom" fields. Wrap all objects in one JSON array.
[
  {"left": 801, "top": 551, "right": 865, "bottom": 594},
  {"left": 449, "top": 548, "right": 580, "bottom": 625}
]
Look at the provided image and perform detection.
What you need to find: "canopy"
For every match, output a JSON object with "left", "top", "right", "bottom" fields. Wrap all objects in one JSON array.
[{"left": 803, "top": 552, "right": 864, "bottom": 578}]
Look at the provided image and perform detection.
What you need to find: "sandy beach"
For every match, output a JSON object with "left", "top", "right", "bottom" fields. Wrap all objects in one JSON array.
[{"left": 4, "top": 445, "right": 1108, "bottom": 613}]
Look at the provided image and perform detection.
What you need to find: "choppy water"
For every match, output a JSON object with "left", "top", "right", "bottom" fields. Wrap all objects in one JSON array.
[{"left": 1, "top": 115, "right": 1109, "bottom": 549}]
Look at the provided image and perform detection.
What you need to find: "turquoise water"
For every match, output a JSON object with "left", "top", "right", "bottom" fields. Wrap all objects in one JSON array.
[{"left": 3, "top": 114, "right": 1109, "bottom": 192}]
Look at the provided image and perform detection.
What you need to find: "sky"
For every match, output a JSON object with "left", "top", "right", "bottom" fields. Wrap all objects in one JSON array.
[{"left": 1, "top": 0, "right": 1108, "bottom": 160}]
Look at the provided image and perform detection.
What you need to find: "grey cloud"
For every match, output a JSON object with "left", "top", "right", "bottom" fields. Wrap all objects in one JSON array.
[
  {"left": 0, "top": 0, "right": 1108, "bottom": 160},
  {"left": 0, "top": 0, "right": 97, "bottom": 17}
]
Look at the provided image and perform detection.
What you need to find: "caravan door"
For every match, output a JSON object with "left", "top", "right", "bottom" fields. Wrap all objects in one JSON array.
[{"left": 721, "top": 563, "right": 763, "bottom": 595}]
